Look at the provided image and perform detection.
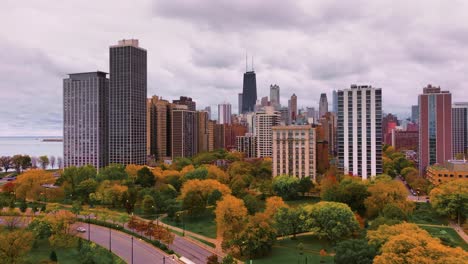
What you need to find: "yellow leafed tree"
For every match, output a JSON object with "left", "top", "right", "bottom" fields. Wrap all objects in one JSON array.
[{"left": 15, "top": 169, "right": 55, "bottom": 200}]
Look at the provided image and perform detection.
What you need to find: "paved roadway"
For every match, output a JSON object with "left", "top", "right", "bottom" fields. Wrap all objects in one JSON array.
[
  {"left": 395, "top": 176, "right": 429, "bottom": 202},
  {"left": 76, "top": 223, "right": 178, "bottom": 264},
  {"left": 168, "top": 235, "right": 214, "bottom": 264}
]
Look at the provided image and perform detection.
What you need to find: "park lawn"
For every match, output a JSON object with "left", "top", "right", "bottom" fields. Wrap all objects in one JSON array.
[
  {"left": 285, "top": 196, "right": 321, "bottom": 208},
  {"left": 419, "top": 225, "right": 468, "bottom": 251},
  {"left": 162, "top": 208, "right": 217, "bottom": 239},
  {"left": 246, "top": 235, "right": 334, "bottom": 264},
  {"left": 409, "top": 203, "right": 448, "bottom": 225},
  {"left": 24, "top": 238, "right": 124, "bottom": 264}
]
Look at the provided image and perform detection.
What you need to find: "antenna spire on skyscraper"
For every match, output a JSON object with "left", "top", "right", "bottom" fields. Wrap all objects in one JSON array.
[
  {"left": 245, "top": 52, "right": 248, "bottom": 72},
  {"left": 252, "top": 56, "right": 254, "bottom": 71}
]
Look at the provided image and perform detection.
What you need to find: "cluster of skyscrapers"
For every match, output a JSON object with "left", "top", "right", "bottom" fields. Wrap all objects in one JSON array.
[{"left": 64, "top": 39, "right": 467, "bottom": 182}]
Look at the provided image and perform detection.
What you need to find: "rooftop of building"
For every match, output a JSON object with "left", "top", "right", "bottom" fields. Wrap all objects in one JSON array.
[
  {"left": 429, "top": 159, "right": 468, "bottom": 172},
  {"left": 272, "top": 124, "right": 313, "bottom": 130},
  {"left": 67, "top": 71, "right": 108, "bottom": 80},
  {"left": 110, "top": 39, "right": 146, "bottom": 50}
]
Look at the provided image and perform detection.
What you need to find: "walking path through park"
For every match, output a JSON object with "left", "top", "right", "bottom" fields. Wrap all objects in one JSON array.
[{"left": 449, "top": 222, "right": 468, "bottom": 244}]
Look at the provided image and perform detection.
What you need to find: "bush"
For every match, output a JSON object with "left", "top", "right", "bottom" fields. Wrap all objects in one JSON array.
[{"left": 49, "top": 250, "right": 57, "bottom": 262}]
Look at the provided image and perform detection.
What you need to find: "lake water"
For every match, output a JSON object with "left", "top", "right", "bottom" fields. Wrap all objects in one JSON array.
[{"left": 0, "top": 136, "right": 63, "bottom": 159}]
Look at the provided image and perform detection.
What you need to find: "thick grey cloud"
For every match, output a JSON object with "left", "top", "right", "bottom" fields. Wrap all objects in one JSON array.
[{"left": 1, "top": 0, "right": 468, "bottom": 136}]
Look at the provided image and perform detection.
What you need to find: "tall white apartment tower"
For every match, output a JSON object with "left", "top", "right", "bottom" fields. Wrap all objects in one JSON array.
[
  {"left": 337, "top": 85, "right": 383, "bottom": 179},
  {"left": 255, "top": 106, "right": 280, "bottom": 158},
  {"left": 218, "top": 102, "right": 232, "bottom": 124}
]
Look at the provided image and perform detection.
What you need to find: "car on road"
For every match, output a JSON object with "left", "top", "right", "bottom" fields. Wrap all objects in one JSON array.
[{"left": 76, "top": 227, "right": 86, "bottom": 233}]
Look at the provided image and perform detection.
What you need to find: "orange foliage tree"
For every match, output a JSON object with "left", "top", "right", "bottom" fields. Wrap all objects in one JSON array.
[
  {"left": 364, "top": 180, "right": 414, "bottom": 218},
  {"left": 15, "top": 169, "right": 55, "bottom": 200}
]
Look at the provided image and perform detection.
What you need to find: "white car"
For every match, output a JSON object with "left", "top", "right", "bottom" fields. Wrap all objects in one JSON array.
[{"left": 76, "top": 227, "right": 86, "bottom": 233}]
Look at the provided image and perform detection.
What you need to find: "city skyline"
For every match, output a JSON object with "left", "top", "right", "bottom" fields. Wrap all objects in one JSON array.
[{"left": 3, "top": 1, "right": 468, "bottom": 136}]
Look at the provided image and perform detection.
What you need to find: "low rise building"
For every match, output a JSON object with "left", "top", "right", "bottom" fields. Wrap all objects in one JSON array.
[{"left": 426, "top": 160, "right": 468, "bottom": 185}]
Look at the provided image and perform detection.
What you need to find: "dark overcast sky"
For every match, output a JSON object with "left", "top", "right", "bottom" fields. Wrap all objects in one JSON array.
[{"left": 1, "top": 0, "right": 468, "bottom": 136}]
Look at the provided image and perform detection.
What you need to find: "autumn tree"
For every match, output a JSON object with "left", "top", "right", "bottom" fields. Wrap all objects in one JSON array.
[
  {"left": 275, "top": 206, "right": 309, "bottom": 238},
  {"left": 11, "top": 154, "right": 31, "bottom": 173},
  {"left": 305, "top": 201, "right": 359, "bottom": 241},
  {"left": 0, "top": 209, "right": 24, "bottom": 230},
  {"left": 125, "top": 164, "right": 145, "bottom": 179},
  {"left": 180, "top": 179, "right": 231, "bottom": 216},
  {"left": 263, "top": 196, "right": 288, "bottom": 218},
  {"left": 272, "top": 175, "right": 300, "bottom": 200},
  {"left": 430, "top": 179, "right": 468, "bottom": 226},
  {"left": 45, "top": 210, "right": 78, "bottom": 248},
  {"left": 215, "top": 195, "right": 248, "bottom": 250},
  {"left": 15, "top": 169, "right": 55, "bottom": 200},
  {"left": 364, "top": 180, "right": 414, "bottom": 218},
  {"left": 237, "top": 212, "right": 277, "bottom": 258},
  {"left": 90, "top": 180, "right": 128, "bottom": 207},
  {"left": 369, "top": 223, "right": 468, "bottom": 264},
  {"left": 205, "top": 165, "right": 229, "bottom": 183},
  {"left": 0, "top": 229, "right": 33, "bottom": 264}
]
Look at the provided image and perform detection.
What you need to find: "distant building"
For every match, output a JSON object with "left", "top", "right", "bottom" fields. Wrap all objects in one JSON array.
[
  {"left": 418, "top": 85, "right": 452, "bottom": 175},
  {"left": 236, "top": 134, "right": 257, "bottom": 158},
  {"left": 238, "top": 93, "right": 243, "bottom": 115},
  {"left": 289, "top": 94, "right": 297, "bottom": 123},
  {"left": 319, "top": 112, "right": 337, "bottom": 156},
  {"left": 426, "top": 160, "right": 468, "bottom": 185},
  {"left": 279, "top": 107, "right": 289, "bottom": 125},
  {"left": 332, "top": 90, "right": 338, "bottom": 113},
  {"left": 63, "top": 71, "right": 109, "bottom": 169},
  {"left": 319, "top": 93, "right": 328, "bottom": 118},
  {"left": 197, "top": 111, "right": 210, "bottom": 153},
  {"left": 392, "top": 129, "right": 419, "bottom": 151},
  {"left": 241, "top": 71, "right": 257, "bottom": 113},
  {"left": 411, "top": 105, "right": 419, "bottom": 124},
  {"left": 214, "top": 123, "right": 225, "bottom": 150},
  {"left": 255, "top": 107, "right": 280, "bottom": 157},
  {"left": 261, "top": 96, "right": 269, "bottom": 107},
  {"left": 452, "top": 102, "right": 468, "bottom": 158},
  {"left": 147, "top": 96, "right": 171, "bottom": 161},
  {"left": 272, "top": 125, "right": 316, "bottom": 181},
  {"left": 173, "top": 96, "right": 196, "bottom": 111},
  {"left": 171, "top": 105, "right": 196, "bottom": 158},
  {"left": 204, "top": 106, "right": 211, "bottom": 120},
  {"left": 270, "top": 84, "right": 280, "bottom": 109},
  {"left": 218, "top": 103, "right": 232, "bottom": 125},
  {"left": 109, "top": 39, "right": 147, "bottom": 165},
  {"left": 315, "top": 124, "right": 330, "bottom": 174},
  {"left": 337, "top": 85, "right": 383, "bottom": 179},
  {"left": 382, "top": 114, "right": 399, "bottom": 146},
  {"left": 224, "top": 124, "right": 248, "bottom": 151}
]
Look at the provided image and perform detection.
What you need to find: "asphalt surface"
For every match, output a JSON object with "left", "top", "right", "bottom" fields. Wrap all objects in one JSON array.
[
  {"left": 168, "top": 235, "right": 214, "bottom": 264},
  {"left": 76, "top": 223, "right": 178, "bottom": 264}
]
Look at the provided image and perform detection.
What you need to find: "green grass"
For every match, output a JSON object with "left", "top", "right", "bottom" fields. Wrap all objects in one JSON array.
[
  {"left": 409, "top": 203, "right": 448, "bottom": 225},
  {"left": 23, "top": 238, "right": 123, "bottom": 264},
  {"left": 285, "top": 196, "right": 321, "bottom": 208},
  {"left": 247, "top": 235, "right": 334, "bottom": 264},
  {"left": 162, "top": 209, "right": 217, "bottom": 239},
  {"left": 419, "top": 225, "right": 468, "bottom": 251}
]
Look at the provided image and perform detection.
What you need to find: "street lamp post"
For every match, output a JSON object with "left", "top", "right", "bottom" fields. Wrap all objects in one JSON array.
[
  {"left": 109, "top": 225, "right": 112, "bottom": 252},
  {"left": 131, "top": 236, "right": 134, "bottom": 264},
  {"left": 87, "top": 215, "right": 91, "bottom": 241}
]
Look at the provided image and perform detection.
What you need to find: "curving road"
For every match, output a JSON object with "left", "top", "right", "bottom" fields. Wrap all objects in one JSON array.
[{"left": 76, "top": 224, "right": 178, "bottom": 264}]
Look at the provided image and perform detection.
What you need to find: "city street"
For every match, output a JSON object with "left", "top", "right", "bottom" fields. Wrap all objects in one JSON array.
[{"left": 76, "top": 223, "right": 178, "bottom": 264}]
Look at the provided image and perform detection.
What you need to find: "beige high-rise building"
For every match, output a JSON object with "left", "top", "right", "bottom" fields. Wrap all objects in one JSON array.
[
  {"left": 272, "top": 125, "right": 316, "bottom": 181},
  {"left": 207, "top": 120, "right": 216, "bottom": 151},
  {"left": 197, "top": 111, "right": 209, "bottom": 153},
  {"left": 147, "top": 96, "right": 171, "bottom": 161},
  {"left": 255, "top": 107, "right": 280, "bottom": 157}
]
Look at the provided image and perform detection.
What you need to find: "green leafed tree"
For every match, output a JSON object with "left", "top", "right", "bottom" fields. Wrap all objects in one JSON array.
[
  {"left": 334, "top": 239, "right": 376, "bottom": 264},
  {"left": 274, "top": 206, "right": 309, "bottom": 238},
  {"left": 272, "top": 175, "right": 300, "bottom": 200},
  {"left": 135, "top": 167, "right": 156, "bottom": 188},
  {"left": 305, "top": 201, "right": 360, "bottom": 241}
]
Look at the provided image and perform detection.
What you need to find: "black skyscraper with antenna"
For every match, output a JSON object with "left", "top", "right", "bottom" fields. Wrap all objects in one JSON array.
[{"left": 241, "top": 56, "right": 257, "bottom": 113}]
